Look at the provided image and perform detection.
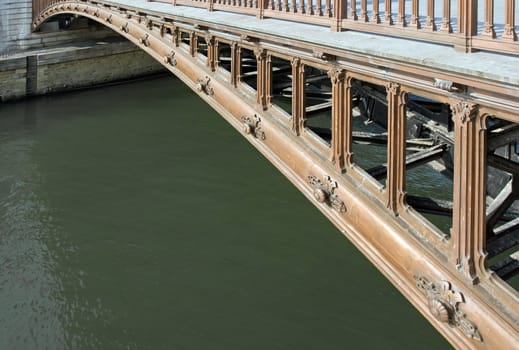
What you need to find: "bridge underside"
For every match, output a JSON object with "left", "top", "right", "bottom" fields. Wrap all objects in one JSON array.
[{"left": 33, "top": 1, "right": 519, "bottom": 348}]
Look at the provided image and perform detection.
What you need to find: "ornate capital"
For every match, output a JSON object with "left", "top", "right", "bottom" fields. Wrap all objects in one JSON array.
[
  {"left": 254, "top": 48, "right": 266, "bottom": 61},
  {"left": 291, "top": 57, "right": 300, "bottom": 68},
  {"left": 414, "top": 275, "right": 482, "bottom": 342},
  {"left": 450, "top": 101, "right": 478, "bottom": 125},
  {"left": 385, "top": 82, "right": 400, "bottom": 95},
  {"left": 205, "top": 34, "right": 215, "bottom": 46},
  {"left": 327, "top": 68, "right": 346, "bottom": 84}
]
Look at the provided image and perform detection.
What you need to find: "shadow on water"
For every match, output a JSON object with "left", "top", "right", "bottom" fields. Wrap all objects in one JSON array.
[{"left": 0, "top": 76, "right": 451, "bottom": 349}]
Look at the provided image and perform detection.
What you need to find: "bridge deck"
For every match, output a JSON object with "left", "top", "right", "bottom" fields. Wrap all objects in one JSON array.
[{"left": 107, "top": 0, "right": 519, "bottom": 86}]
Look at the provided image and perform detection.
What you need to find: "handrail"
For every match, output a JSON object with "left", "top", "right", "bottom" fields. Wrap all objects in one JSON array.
[{"left": 32, "top": 0, "right": 518, "bottom": 55}]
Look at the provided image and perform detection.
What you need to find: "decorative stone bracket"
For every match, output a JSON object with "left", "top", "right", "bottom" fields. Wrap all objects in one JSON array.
[
  {"left": 163, "top": 51, "right": 177, "bottom": 66},
  {"left": 414, "top": 275, "right": 482, "bottom": 342},
  {"left": 241, "top": 114, "right": 265, "bottom": 140},
  {"left": 120, "top": 22, "right": 129, "bottom": 33},
  {"left": 139, "top": 34, "right": 150, "bottom": 47},
  {"left": 312, "top": 51, "right": 335, "bottom": 61},
  {"left": 307, "top": 174, "right": 346, "bottom": 213},
  {"left": 196, "top": 76, "right": 214, "bottom": 96}
]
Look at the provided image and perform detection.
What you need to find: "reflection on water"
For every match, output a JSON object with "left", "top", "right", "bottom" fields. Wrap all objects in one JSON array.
[
  {"left": 0, "top": 77, "right": 450, "bottom": 349},
  {"left": 0, "top": 130, "right": 67, "bottom": 348}
]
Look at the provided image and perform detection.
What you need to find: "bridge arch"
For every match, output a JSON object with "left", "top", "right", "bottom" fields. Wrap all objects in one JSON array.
[
  {"left": 30, "top": 1, "right": 519, "bottom": 348},
  {"left": 33, "top": 1, "right": 262, "bottom": 141}
]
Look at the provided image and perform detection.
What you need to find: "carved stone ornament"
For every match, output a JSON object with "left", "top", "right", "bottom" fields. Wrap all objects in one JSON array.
[
  {"left": 385, "top": 82, "right": 400, "bottom": 95},
  {"left": 240, "top": 34, "right": 258, "bottom": 42},
  {"left": 450, "top": 101, "right": 478, "bottom": 124},
  {"left": 196, "top": 76, "right": 214, "bottom": 96},
  {"left": 241, "top": 114, "right": 265, "bottom": 140},
  {"left": 105, "top": 14, "right": 112, "bottom": 23},
  {"left": 327, "top": 68, "right": 345, "bottom": 84},
  {"left": 307, "top": 174, "right": 347, "bottom": 213},
  {"left": 414, "top": 275, "right": 482, "bottom": 342},
  {"left": 145, "top": 18, "right": 153, "bottom": 30},
  {"left": 163, "top": 51, "right": 177, "bottom": 66},
  {"left": 433, "top": 78, "right": 457, "bottom": 92},
  {"left": 313, "top": 51, "right": 335, "bottom": 61},
  {"left": 139, "top": 34, "right": 150, "bottom": 47},
  {"left": 120, "top": 22, "right": 129, "bottom": 33}
]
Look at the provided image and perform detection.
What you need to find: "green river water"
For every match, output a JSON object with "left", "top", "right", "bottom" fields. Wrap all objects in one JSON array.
[{"left": 0, "top": 76, "right": 450, "bottom": 349}]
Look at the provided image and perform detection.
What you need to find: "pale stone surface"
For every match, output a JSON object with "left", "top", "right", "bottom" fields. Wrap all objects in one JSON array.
[{"left": 0, "top": 0, "right": 33, "bottom": 53}]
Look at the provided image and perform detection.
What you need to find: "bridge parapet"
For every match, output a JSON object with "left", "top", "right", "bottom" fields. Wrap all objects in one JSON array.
[{"left": 32, "top": 0, "right": 516, "bottom": 55}]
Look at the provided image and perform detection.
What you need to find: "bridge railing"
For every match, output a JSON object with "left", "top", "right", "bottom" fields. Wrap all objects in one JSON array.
[{"left": 32, "top": 0, "right": 518, "bottom": 55}]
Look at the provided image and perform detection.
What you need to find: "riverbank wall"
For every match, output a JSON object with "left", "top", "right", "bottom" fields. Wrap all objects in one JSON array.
[
  {"left": 0, "top": 1, "right": 166, "bottom": 102},
  {"left": 0, "top": 38, "right": 166, "bottom": 102}
]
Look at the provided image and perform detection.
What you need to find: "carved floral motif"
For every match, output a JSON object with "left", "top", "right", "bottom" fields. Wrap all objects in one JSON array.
[
  {"left": 450, "top": 101, "right": 478, "bottom": 124},
  {"left": 241, "top": 114, "right": 265, "bottom": 140},
  {"left": 163, "top": 51, "right": 177, "bottom": 66},
  {"left": 307, "top": 175, "right": 346, "bottom": 213},
  {"left": 196, "top": 76, "right": 214, "bottom": 96},
  {"left": 414, "top": 275, "right": 482, "bottom": 342}
]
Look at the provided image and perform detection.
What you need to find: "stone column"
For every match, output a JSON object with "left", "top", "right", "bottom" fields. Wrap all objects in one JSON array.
[
  {"left": 290, "top": 58, "right": 305, "bottom": 135},
  {"left": 254, "top": 48, "right": 267, "bottom": 110},
  {"left": 230, "top": 42, "right": 239, "bottom": 87},
  {"left": 205, "top": 35, "right": 216, "bottom": 71},
  {"left": 328, "top": 68, "right": 346, "bottom": 170},
  {"left": 450, "top": 101, "right": 482, "bottom": 283},
  {"left": 385, "top": 82, "right": 407, "bottom": 214}
]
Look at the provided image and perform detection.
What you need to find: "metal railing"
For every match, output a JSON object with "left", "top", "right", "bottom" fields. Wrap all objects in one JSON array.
[{"left": 32, "top": 0, "right": 518, "bottom": 54}]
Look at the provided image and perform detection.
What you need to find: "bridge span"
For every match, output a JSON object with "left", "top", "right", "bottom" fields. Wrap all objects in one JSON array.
[{"left": 31, "top": 0, "right": 518, "bottom": 348}]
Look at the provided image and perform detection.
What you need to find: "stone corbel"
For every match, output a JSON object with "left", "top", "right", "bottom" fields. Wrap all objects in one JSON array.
[
  {"left": 313, "top": 51, "right": 335, "bottom": 61},
  {"left": 145, "top": 18, "right": 153, "bottom": 30},
  {"left": 241, "top": 34, "right": 258, "bottom": 42}
]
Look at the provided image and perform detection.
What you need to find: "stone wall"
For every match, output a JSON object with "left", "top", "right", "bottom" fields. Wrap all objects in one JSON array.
[
  {"left": 0, "top": 0, "right": 117, "bottom": 55},
  {"left": 0, "top": 0, "right": 32, "bottom": 53},
  {"left": 0, "top": 39, "right": 166, "bottom": 102}
]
